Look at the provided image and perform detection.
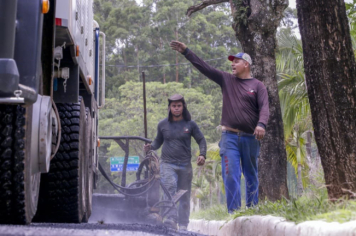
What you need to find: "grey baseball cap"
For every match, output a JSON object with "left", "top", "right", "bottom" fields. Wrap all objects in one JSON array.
[{"left": 228, "top": 52, "right": 252, "bottom": 65}]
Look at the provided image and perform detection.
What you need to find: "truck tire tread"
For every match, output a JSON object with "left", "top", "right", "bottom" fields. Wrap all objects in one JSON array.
[
  {"left": 34, "top": 99, "right": 85, "bottom": 223},
  {"left": 0, "top": 105, "right": 28, "bottom": 224}
]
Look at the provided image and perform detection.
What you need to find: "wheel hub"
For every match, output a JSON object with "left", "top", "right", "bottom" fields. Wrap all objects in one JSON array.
[{"left": 30, "top": 95, "right": 54, "bottom": 174}]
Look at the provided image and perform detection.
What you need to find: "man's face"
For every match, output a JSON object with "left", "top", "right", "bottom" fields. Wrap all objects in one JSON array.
[
  {"left": 170, "top": 101, "right": 184, "bottom": 118},
  {"left": 231, "top": 58, "right": 249, "bottom": 76}
]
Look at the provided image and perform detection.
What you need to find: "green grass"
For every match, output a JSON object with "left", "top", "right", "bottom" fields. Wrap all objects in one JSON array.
[
  {"left": 234, "top": 196, "right": 356, "bottom": 224},
  {"left": 190, "top": 204, "right": 232, "bottom": 221},
  {"left": 190, "top": 195, "right": 356, "bottom": 224}
]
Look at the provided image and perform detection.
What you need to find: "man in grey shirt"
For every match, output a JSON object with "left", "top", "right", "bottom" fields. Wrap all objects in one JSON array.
[{"left": 144, "top": 94, "right": 206, "bottom": 231}]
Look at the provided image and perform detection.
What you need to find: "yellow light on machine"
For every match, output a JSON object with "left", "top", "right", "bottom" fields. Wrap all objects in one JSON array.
[
  {"left": 76, "top": 45, "right": 80, "bottom": 57},
  {"left": 42, "top": 0, "right": 50, "bottom": 14},
  {"left": 88, "top": 76, "right": 93, "bottom": 85}
]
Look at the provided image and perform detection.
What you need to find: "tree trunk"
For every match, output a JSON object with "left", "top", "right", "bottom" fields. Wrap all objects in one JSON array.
[
  {"left": 305, "top": 131, "right": 317, "bottom": 186},
  {"left": 210, "top": 183, "right": 212, "bottom": 207},
  {"left": 305, "top": 131, "right": 312, "bottom": 164},
  {"left": 217, "top": 182, "right": 221, "bottom": 204},
  {"left": 123, "top": 41, "right": 127, "bottom": 71},
  {"left": 297, "top": 163, "right": 303, "bottom": 196},
  {"left": 188, "top": 66, "right": 192, "bottom": 88},
  {"left": 231, "top": 0, "right": 289, "bottom": 201},
  {"left": 297, "top": 0, "right": 356, "bottom": 199},
  {"left": 175, "top": 30, "right": 179, "bottom": 82},
  {"left": 136, "top": 46, "right": 140, "bottom": 79}
]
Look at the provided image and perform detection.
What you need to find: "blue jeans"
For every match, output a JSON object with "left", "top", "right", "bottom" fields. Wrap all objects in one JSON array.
[
  {"left": 219, "top": 131, "right": 260, "bottom": 213},
  {"left": 160, "top": 161, "right": 192, "bottom": 227}
]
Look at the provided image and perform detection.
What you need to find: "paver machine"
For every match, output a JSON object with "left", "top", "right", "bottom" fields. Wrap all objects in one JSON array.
[
  {"left": 92, "top": 73, "right": 187, "bottom": 225},
  {"left": 93, "top": 136, "right": 188, "bottom": 225},
  {"left": 0, "top": 0, "right": 105, "bottom": 224}
]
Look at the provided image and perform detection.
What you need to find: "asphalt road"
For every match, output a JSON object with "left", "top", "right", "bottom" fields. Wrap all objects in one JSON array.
[
  {"left": 0, "top": 223, "right": 205, "bottom": 236},
  {"left": 0, "top": 194, "right": 206, "bottom": 236}
]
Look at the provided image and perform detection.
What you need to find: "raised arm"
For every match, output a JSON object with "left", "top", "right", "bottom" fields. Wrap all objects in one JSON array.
[{"left": 170, "top": 41, "right": 226, "bottom": 86}]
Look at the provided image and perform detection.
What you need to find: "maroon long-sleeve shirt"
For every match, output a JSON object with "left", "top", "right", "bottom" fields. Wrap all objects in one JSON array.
[{"left": 183, "top": 48, "right": 269, "bottom": 134}]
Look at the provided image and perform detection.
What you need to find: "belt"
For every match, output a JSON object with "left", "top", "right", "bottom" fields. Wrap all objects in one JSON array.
[
  {"left": 221, "top": 125, "right": 241, "bottom": 133},
  {"left": 222, "top": 130, "right": 254, "bottom": 136}
]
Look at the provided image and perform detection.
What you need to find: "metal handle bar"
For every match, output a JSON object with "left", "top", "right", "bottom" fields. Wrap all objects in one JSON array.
[{"left": 99, "top": 136, "right": 152, "bottom": 143}]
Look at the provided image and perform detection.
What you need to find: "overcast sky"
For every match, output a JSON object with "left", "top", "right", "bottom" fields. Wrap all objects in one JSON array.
[
  {"left": 135, "top": 0, "right": 352, "bottom": 9},
  {"left": 289, "top": 0, "right": 353, "bottom": 8},
  {"left": 289, "top": 0, "right": 296, "bottom": 8}
]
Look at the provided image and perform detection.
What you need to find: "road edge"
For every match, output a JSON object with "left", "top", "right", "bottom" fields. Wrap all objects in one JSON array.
[{"left": 188, "top": 216, "right": 356, "bottom": 236}]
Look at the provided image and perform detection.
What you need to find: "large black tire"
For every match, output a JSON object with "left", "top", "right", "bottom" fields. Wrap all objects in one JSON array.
[
  {"left": 0, "top": 105, "right": 41, "bottom": 224},
  {"left": 34, "top": 98, "right": 87, "bottom": 223}
]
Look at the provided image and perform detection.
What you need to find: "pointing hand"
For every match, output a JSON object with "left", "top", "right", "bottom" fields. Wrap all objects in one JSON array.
[{"left": 170, "top": 41, "right": 187, "bottom": 53}]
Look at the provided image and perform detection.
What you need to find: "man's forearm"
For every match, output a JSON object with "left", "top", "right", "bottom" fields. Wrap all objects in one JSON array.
[
  {"left": 151, "top": 129, "right": 163, "bottom": 150},
  {"left": 198, "top": 138, "right": 207, "bottom": 158},
  {"left": 151, "top": 140, "right": 161, "bottom": 150},
  {"left": 181, "top": 48, "right": 224, "bottom": 86},
  {"left": 182, "top": 47, "right": 189, "bottom": 56}
]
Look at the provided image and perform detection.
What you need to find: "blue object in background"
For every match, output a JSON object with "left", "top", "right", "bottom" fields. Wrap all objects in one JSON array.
[
  {"left": 110, "top": 163, "right": 139, "bottom": 172},
  {"left": 53, "top": 77, "right": 58, "bottom": 91}
]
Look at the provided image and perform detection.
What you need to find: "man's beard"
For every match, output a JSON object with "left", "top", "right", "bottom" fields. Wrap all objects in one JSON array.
[{"left": 172, "top": 112, "right": 182, "bottom": 117}]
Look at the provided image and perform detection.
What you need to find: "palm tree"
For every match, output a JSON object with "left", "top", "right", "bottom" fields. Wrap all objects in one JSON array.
[
  {"left": 276, "top": 5, "right": 356, "bottom": 196},
  {"left": 346, "top": 0, "right": 356, "bottom": 55},
  {"left": 191, "top": 141, "right": 223, "bottom": 210},
  {"left": 204, "top": 142, "right": 223, "bottom": 205},
  {"left": 191, "top": 170, "right": 208, "bottom": 211},
  {"left": 276, "top": 30, "right": 313, "bottom": 196}
]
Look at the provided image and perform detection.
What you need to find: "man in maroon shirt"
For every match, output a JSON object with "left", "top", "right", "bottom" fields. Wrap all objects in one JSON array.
[{"left": 170, "top": 41, "right": 269, "bottom": 213}]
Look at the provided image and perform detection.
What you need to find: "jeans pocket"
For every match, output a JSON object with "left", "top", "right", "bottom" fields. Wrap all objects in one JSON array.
[{"left": 219, "top": 134, "right": 226, "bottom": 157}]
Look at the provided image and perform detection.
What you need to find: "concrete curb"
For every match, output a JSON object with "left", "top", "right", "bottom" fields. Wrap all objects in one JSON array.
[{"left": 188, "top": 216, "right": 356, "bottom": 236}]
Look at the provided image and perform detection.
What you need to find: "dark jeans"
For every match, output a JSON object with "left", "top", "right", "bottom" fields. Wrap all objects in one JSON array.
[
  {"left": 219, "top": 131, "right": 260, "bottom": 213},
  {"left": 160, "top": 161, "right": 192, "bottom": 227}
]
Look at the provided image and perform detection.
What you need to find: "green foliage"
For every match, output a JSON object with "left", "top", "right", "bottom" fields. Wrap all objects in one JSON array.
[
  {"left": 206, "top": 141, "right": 221, "bottom": 161},
  {"left": 93, "top": 0, "right": 239, "bottom": 194},
  {"left": 276, "top": 27, "right": 313, "bottom": 196},
  {"left": 313, "top": 205, "right": 356, "bottom": 223},
  {"left": 276, "top": 30, "right": 304, "bottom": 75},
  {"left": 232, "top": 196, "right": 356, "bottom": 224},
  {"left": 94, "top": 0, "right": 237, "bottom": 99},
  {"left": 99, "top": 81, "right": 215, "bottom": 152},
  {"left": 231, "top": 0, "right": 250, "bottom": 31},
  {"left": 97, "top": 81, "right": 219, "bottom": 193},
  {"left": 190, "top": 204, "right": 231, "bottom": 221},
  {"left": 346, "top": 0, "right": 356, "bottom": 55},
  {"left": 191, "top": 185, "right": 356, "bottom": 224},
  {"left": 281, "top": 7, "right": 298, "bottom": 27}
]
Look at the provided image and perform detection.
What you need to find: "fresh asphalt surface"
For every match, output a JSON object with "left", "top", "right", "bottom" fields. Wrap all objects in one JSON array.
[
  {"left": 0, "top": 223, "right": 206, "bottom": 236},
  {"left": 0, "top": 191, "right": 207, "bottom": 236}
]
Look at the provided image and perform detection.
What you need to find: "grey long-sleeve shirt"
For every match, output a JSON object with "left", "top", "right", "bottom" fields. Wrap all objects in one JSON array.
[{"left": 151, "top": 118, "right": 207, "bottom": 163}]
